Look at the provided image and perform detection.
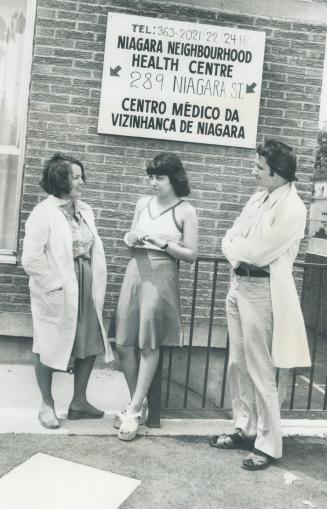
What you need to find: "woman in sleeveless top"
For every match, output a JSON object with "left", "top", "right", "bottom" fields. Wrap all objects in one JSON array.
[{"left": 115, "top": 152, "right": 198, "bottom": 441}]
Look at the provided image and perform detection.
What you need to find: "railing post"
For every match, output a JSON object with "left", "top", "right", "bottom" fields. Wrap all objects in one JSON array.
[
  {"left": 220, "top": 333, "right": 229, "bottom": 408},
  {"left": 147, "top": 348, "right": 163, "bottom": 428},
  {"left": 183, "top": 259, "right": 199, "bottom": 408},
  {"left": 202, "top": 259, "right": 218, "bottom": 408},
  {"left": 307, "top": 267, "right": 323, "bottom": 410}
]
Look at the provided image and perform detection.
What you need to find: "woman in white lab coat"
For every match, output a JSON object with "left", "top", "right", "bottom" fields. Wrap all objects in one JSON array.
[{"left": 22, "top": 153, "right": 113, "bottom": 429}]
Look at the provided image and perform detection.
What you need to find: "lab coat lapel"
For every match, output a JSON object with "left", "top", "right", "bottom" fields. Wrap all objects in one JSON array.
[
  {"left": 78, "top": 205, "right": 96, "bottom": 236},
  {"left": 46, "top": 196, "right": 73, "bottom": 253}
]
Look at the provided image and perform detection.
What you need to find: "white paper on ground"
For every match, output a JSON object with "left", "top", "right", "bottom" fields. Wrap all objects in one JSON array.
[
  {"left": 0, "top": 452, "right": 140, "bottom": 509},
  {"left": 283, "top": 471, "right": 300, "bottom": 485}
]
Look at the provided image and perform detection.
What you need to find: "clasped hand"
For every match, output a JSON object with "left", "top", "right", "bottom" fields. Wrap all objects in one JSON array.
[{"left": 124, "top": 231, "right": 166, "bottom": 249}]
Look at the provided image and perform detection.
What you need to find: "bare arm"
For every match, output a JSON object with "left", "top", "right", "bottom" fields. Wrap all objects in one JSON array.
[
  {"left": 145, "top": 203, "right": 198, "bottom": 263},
  {"left": 123, "top": 198, "right": 148, "bottom": 247}
]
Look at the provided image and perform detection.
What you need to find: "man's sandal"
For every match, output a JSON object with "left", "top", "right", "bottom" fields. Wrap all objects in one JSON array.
[
  {"left": 118, "top": 411, "right": 141, "bottom": 441},
  {"left": 209, "top": 431, "right": 255, "bottom": 450},
  {"left": 113, "top": 398, "right": 148, "bottom": 429},
  {"left": 242, "top": 449, "right": 274, "bottom": 471}
]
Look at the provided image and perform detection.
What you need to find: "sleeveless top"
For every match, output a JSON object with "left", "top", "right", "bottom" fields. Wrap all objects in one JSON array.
[{"left": 134, "top": 196, "right": 184, "bottom": 251}]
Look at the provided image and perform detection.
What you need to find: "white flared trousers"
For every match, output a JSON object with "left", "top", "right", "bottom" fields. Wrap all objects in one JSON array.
[{"left": 226, "top": 275, "right": 282, "bottom": 459}]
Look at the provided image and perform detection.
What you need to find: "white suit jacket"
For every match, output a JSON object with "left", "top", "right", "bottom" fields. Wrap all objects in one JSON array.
[
  {"left": 222, "top": 183, "right": 311, "bottom": 368},
  {"left": 22, "top": 195, "right": 113, "bottom": 370}
]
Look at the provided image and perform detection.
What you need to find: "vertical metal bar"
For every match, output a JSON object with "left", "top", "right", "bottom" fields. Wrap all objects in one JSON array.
[
  {"left": 164, "top": 347, "right": 174, "bottom": 408},
  {"left": 147, "top": 348, "right": 163, "bottom": 428},
  {"left": 202, "top": 260, "right": 218, "bottom": 408},
  {"left": 323, "top": 375, "right": 327, "bottom": 411},
  {"left": 276, "top": 368, "right": 280, "bottom": 386},
  {"left": 306, "top": 267, "right": 323, "bottom": 411},
  {"left": 183, "top": 259, "right": 199, "bottom": 408},
  {"left": 294, "top": 261, "right": 306, "bottom": 411},
  {"left": 307, "top": 336, "right": 318, "bottom": 411},
  {"left": 220, "top": 333, "right": 230, "bottom": 408},
  {"left": 289, "top": 368, "right": 297, "bottom": 410}
]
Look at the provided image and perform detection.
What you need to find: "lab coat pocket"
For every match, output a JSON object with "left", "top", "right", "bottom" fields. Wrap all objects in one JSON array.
[{"left": 34, "top": 288, "right": 64, "bottom": 324}]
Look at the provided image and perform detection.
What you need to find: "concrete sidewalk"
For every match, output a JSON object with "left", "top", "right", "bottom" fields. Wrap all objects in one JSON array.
[
  {"left": 1, "top": 364, "right": 327, "bottom": 437},
  {"left": 1, "top": 364, "right": 327, "bottom": 509}
]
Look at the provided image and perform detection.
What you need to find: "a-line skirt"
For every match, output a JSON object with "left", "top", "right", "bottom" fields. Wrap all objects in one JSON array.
[
  {"left": 71, "top": 256, "right": 105, "bottom": 359},
  {"left": 116, "top": 249, "right": 183, "bottom": 349}
]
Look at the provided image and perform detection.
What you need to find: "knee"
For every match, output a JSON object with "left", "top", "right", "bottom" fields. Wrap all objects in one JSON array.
[
  {"left": 140, "top": 348, "right": 159, "bottom": 360},
  {"left": 115, "top": 344, "right": 135, "bottom": 361}
]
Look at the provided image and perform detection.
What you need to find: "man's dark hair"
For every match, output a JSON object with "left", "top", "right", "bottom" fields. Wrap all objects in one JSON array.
[
  {"left": 146, "top": 152, "right": 191, "bottom": 197},
  {"left": 256, "top": 140, "right": 297, "bottom": 182},
  {"left": 40, "top": 153, "right": 85, "bottom": 197}
]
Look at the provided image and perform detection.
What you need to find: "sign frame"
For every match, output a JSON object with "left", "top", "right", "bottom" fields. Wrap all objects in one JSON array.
[{"left": 98, "top": 13, "right": 266, "bottom": 148}]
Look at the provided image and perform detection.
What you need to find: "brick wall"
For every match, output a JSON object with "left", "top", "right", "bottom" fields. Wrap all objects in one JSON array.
[{"left": 0, "top": 0, "right": 326, "bottom": 328}]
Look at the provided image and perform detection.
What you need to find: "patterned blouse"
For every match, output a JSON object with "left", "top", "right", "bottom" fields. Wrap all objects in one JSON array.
[{"left": 60, "top": 201, "right": 94, "bottom": 259}]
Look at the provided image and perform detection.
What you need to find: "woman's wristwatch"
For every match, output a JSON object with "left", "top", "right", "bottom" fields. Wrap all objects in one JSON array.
[{"left": 161, "top": 242, "right": 169, "bottom": 250}]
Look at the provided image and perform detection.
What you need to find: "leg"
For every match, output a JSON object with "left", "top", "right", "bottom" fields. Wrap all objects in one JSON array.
[
  {"left": 34, "top": 354, "right": 59, "bottom": 429},
  {"left": 209, "top": 280, "right": 257, "bottom": 448},
  {"left": 238, "top": 279, "right": 282, "bottom": 460},
  {"left": 114, "top": 345, "right": 149, "bottom": 430},
  {"left": 129, "top": 348, "right": 160, "bottom": 413},
  {"left": 34, "top": 353, "right": 54, "bottom": 406},
  {"left": 226, "top": 279, "right": 258, "bottom": 439},
  {"left": 72, "top": 355, "right": 96, "bottom": 406},
  {"left": 115, "top": 344, "right": 139, "bottom": 399},
  {"left": 118, "top": 348, "right": 159, "bottom": 441},
  {"left": 68, "top": 355, "right": 104, "bottom": 419}
]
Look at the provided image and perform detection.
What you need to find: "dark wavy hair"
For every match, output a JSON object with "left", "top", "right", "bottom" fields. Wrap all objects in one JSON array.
[
  {"left": 146, "top": 153, "right": 191, "bottom": 197},
  {"left": 256, "top": 140, "right": 297, "bottom": 182},
  {"left": 40, "top": 153, "right": 85, "bottom": 197}
]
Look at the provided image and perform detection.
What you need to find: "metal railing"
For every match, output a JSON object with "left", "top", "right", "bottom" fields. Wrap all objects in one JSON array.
[{"left": 147, "top": 257, "right": 327, "bottom": 427}]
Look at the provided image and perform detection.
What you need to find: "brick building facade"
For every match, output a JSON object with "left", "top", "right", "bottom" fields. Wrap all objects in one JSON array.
[{"left": 0, "top": 0, "right": 326, "bottom": 338}]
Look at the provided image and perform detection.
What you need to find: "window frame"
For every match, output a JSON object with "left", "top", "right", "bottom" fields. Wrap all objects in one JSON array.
[{"left": 0, "top": 0, "right": 37, "bottom": 264}]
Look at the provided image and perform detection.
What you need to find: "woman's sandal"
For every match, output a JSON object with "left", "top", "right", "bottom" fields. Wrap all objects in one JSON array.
[
  {"left": 242, "top": 449, "right": 274, "bottom": 471},
  {"left": 209, "top": 431, "right": 255, "bottom": 450},
  {"left": 113, "top": 398, "right": 148, "bottom": 429},
  {"left": 118, "top": 411, "right": 141, "bottom": 441}
]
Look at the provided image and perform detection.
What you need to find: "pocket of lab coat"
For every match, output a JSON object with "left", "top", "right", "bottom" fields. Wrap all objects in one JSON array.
[
  {"left": 44, "top": 289, "right": 64, "bottom": 322},
  {"left": 32, "top": 288, "right": 64, "bottom": 323}
]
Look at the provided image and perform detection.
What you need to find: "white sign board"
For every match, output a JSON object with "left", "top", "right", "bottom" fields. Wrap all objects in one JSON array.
[{"left": 98, "top": 13, "right": 266, "bottom": 148}]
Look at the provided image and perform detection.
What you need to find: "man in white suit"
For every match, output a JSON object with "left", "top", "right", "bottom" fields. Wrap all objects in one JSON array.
[{"left": 209, "top": 140, "right": 311, "bottom": 470}]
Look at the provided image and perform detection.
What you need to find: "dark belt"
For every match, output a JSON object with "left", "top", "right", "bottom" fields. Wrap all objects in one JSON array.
[{"left": 234, "top": 266, "right": 270, "bottom": 278}]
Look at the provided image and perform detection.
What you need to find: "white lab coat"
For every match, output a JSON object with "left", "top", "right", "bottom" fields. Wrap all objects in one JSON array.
[
  {"left": 222, "top": 183, "right": 311, "bottom": 368},
  {"left": 22, "top": 195, "right": 113, "bottom": 370}
]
